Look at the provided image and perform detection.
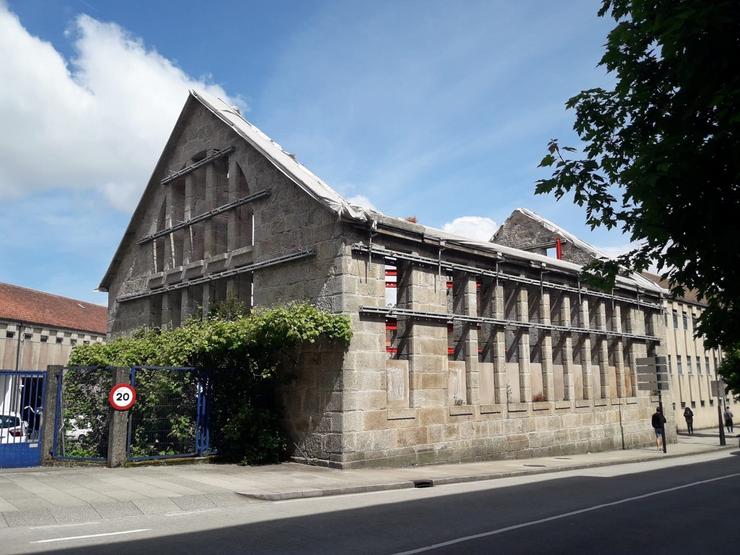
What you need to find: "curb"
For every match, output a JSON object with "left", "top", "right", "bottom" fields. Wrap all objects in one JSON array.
[{"left": 235, "top": 444, "right": 738, "bottom": 501}]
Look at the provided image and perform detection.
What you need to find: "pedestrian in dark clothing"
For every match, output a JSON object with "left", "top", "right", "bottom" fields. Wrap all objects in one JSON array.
[
  {"left": 652, "top": 407, "right": 667, "bottom": 452},
  {"left": 724, "top": 408, "right": 734, "bottom": 433},
  {"left": 683, "top": 406, "right": 694, "bottom": 435}
]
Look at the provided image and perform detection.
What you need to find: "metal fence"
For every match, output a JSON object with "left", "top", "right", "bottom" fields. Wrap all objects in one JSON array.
[
  {"left": 52, "top": 366, "right": 112, "bottom": 462},
  {"left": 0, "top": 370, "right": 46, "bottom": 468},
  {"left": 126, "top": 366, "right": 210, "bottom": 461}
]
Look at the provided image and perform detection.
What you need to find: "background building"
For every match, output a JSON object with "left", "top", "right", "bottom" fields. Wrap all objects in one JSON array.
[
  {"left": 0, "top": 282, "right": 106, "bottom": 418},
  {"left": 0, "top": 282, "right": 107, "bottom": 371},
  {"left": 640, "top": 272, "right": 729, "bottom": 431}
]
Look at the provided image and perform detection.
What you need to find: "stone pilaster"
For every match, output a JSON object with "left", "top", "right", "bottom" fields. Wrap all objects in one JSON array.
[
  {"left": 164, "top": 186, "right": 174, "bottom": 270},
  {"left": 581, "top": 297, "right": 593, "bottom": 401},
  {"left": 463, "top": 275, "right": 479, "bottom": 405},
  {"left": 227, "top": 156, "right": 239, "bottom": 251},
  {"left": 493, "top": 281, "right": 506, "bottom": 405},
  {"left": 597, "top": 301, "right": 609, "bottom": 399},
  {"left": 517, "top": 285, "right": 531, "bottom": 402},
  {"left": 204, "top": 164, "right": 216, "bottom": 258},
  {"left": 562, "top": 295, "right": 574, "bottom": 402},
  {"left": 183, "top": 174, "right": 194, "bottom": 264},
  {"left": 409, "top": 265, "right": 447, "bottom": 409},
  {"left": 180, "top": 288, "right": 191, "bottom": 323},
  {"left": 542, "top": 290, "right": 554, "bottom": 402},
  {"left": 614, "top": 304, "right": 625, "bottom": 398}
]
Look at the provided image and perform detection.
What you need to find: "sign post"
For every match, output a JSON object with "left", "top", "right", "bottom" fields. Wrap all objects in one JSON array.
[
  {"left": 636, "top": 356, "right": 669, "bottom": 453},
  {"left": 711, "top": 377, "right": 727, "bottom": 446}
]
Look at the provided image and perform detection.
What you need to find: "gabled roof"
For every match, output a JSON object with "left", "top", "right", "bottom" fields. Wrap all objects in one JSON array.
[
  {"left": 99, "top": 90, "right": 373, "bottom": 291},
  {"left": 500, "top": 208, "right": 662, "bottom": 293},
  {"left": 508, "top": 208, "right": 612, "bottom": 260},
  {"left": 192, "top": 91, "right": 371, "bottom": 222},
  {"left": 99, "top": 90, "right": 663, "bottom": 296},
  {"left": 0, "top": 282, "right": 107, "bottom": 334}
]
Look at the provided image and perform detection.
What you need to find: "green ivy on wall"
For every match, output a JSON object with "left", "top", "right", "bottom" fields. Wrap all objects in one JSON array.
[{"left": 68, "top": 303, "right": 352, "bottom": 464}]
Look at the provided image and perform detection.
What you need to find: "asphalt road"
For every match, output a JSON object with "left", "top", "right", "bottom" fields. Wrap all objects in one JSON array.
[{"left": 3, "top": 450, "right": 739, "bottom": 555}]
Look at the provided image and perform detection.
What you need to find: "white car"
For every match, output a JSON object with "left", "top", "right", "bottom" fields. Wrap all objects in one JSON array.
[
  {"left": 0, "top": 413, "right": 28, "bottom": 444},
  {"left": 65, "top": 418, "right": 93, "bottom": 441}
]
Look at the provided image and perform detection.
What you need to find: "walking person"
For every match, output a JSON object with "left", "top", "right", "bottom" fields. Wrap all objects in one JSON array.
[
  {"left": 652, "top": 406, "right": 667, "bottom": 452},
  {"left": 724, "top": 407, "right": 734, "bottom": 434},
  {"left": 683, "top": 406, "right": 694, "bottom": 435}
]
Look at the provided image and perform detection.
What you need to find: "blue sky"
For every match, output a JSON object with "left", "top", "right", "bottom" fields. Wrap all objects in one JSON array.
[{"left": 0, "top": 0, "right": 626, "bottom": 305}]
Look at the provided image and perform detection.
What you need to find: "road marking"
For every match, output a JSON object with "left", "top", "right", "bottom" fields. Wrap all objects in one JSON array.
[
  {"left": 392, "top": 472, "right": 740, "bottom": 554},
  {"left": 31, "top": 528, "right": 151, "bottom": 544}
]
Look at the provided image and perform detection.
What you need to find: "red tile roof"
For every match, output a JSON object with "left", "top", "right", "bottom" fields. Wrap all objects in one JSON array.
[
  {"left": 0, "top": 282, "right": 107, "bottom": 335},
  {"left": 640, "top": 272, "right": 706, "bottom": 306}
]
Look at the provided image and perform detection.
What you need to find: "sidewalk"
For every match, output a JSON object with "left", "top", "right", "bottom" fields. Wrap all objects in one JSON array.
[{"left": 0, "top": 434, "right": 737, "bottom": 528}]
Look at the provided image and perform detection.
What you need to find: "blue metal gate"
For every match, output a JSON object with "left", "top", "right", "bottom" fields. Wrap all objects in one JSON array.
[
  {"left": 0, "top": 370, "right": 46, "bottom": 468},
  {"left": 126, "top": 366, "right": 211, "bottom": 461}
]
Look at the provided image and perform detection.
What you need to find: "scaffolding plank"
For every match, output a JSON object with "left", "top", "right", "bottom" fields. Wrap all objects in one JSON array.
[
  {"left": 137, "top": 190, "right": 270, "bottom": 244},
  {"left": 160, "top": 146, "right": 235, "bottom": 185},
  {"left": 352, "top": 244, "right": 662, "bottom": 311},
  {"left": 359, "top": 306, "right": 660, "bottom": 343},
  {"left": 117, "top": 249, "right": 314, "bottom": 303}
]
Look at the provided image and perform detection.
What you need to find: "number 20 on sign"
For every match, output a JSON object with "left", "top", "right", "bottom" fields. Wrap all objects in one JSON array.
[{"left": 108, "top": 383, "right": 137, "bottom": 411}]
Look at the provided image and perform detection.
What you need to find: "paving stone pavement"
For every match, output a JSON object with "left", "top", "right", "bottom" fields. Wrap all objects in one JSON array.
[{"left": 0, "top": 433, "right": 736, "bottom": 527}]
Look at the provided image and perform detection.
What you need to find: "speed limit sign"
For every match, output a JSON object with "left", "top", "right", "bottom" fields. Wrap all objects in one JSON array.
[{"left": 108, "top": 383, "right": 137, "bottom": 411}]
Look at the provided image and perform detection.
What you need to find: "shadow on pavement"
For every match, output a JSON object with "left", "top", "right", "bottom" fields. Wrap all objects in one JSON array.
[{"left": 37, "top": 456, "right": 740, "bottom": 555}]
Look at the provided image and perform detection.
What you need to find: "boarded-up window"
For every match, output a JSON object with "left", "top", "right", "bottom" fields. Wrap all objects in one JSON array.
[
  {"left": 570, "top": 296, "right": 581, "bottom": 328},
  {"left": 573, "top": 335, "right": 584, "bottom": 365},
  {"left": 550, "top": 291, "right": 563, "bottom": 325},
  {"left": 505, "top": 328, "right": 520, "bottom": 363},
  {"left": 553, "top": 330, "right": 564, "bottom": 364},
  {"left": 530, "top": 326, "right": 542, "bottom": 363},
  {"left": 528, "top": 286, "right": 541, "bottom": 323}
]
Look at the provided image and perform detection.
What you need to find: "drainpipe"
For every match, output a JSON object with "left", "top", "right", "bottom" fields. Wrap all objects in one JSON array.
[{"left": 14, "top": 319, "right": 25, "bottom": 371}]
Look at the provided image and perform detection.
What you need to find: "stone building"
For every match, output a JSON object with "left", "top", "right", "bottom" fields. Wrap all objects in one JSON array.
[
  {"left": 99, "top": 91, "right": 668, "bottom": 468},
  {"left": 494, "top": 209, "right": 730, "bottom": 433},
  {"left": 0, "top": 282, "right": 107, "bottom": 371}
]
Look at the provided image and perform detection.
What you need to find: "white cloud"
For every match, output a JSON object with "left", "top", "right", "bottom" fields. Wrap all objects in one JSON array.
[
  {"left": 0, "top": 6, "right": 238, "bottom": 211},
  {"left": 595, "top": 244, "right": 634, "bottom": 259},
  {"left": 442, "top": 216, "right": 498, "bottom": 241},
  {"left": 346, "top": 194, "right": 377, "bottom": 211}
]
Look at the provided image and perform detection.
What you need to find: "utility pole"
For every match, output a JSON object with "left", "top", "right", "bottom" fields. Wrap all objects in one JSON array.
[
  {"left": 658, "top": 387, "right": 666, "bottom": 453},
  {"left": 713, "top": 372, "right": 726, "bottom": 446}
]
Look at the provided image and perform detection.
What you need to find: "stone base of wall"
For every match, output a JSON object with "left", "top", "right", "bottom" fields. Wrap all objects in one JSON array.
[{"left": 328, "top": 398, "right": 668, "bottom": 469}]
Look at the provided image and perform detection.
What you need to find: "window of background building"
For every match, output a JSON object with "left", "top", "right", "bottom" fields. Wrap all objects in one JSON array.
[
  {"left": 677, "top": 355, "right": 683, "bottom": 374},
  {"left": 687, "top": 357, "right": 692, "bottom": 374},
  {"left": 673, "top": 310, "right": 679, "bottom": 329},
  {"left": 696, "top": 356, "right": 701, "bottom": 374},
  {"left": 668, "top": 354, "right": 672, "bottom": 372},
  {"left": 682, "top": 312, "right": 689, "bottom": 329},
  {"left": 706, "top": 356, "right": 710, "bottom": 372}
]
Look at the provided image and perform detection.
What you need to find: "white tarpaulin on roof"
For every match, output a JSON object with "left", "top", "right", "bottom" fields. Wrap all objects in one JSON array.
[
  {"left": 192, "top": 90, "right": 662, "bottom": 295},
  {"left": 193, "top": 90, "right": 371, "bottom": 222}
]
